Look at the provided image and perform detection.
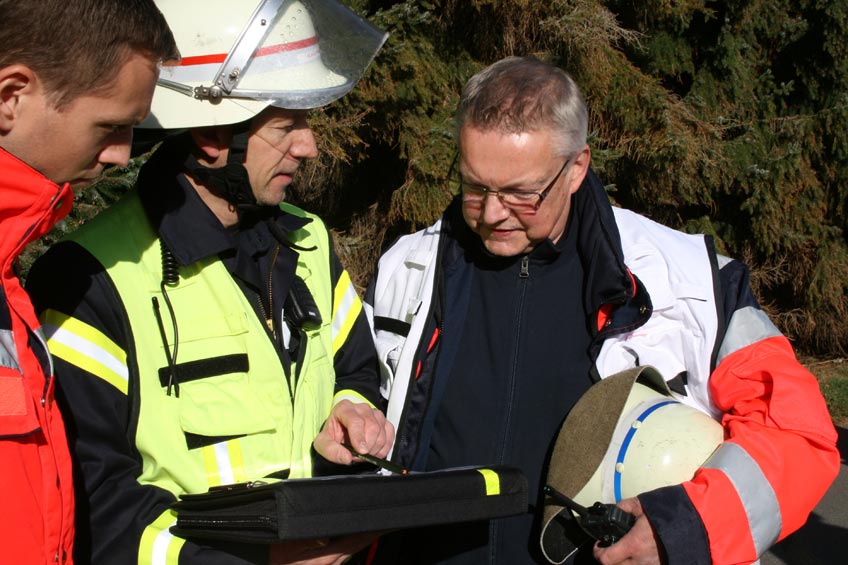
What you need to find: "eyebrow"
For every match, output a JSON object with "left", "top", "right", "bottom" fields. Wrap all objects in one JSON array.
[{"left": 460, "top": 169, "right": 548, "bottom": 192}]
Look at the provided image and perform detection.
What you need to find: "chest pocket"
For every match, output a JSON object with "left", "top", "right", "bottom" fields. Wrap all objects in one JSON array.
[
  {"left": 174, "top": 357, "right": 277, "bottom": 443},
  {"left": 0, "top": 369, "right": 41, "bottom": 438},
  {"left": 159, "top": 310, "right": 282, "bottom": 446},
  {"left": 599, "top": 243, "right": 713, "bottom": 400}
]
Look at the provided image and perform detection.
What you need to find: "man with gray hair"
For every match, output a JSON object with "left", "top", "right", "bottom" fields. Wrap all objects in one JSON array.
[{"left": 366, "top": 56, "right": 837, "bottom": 564}]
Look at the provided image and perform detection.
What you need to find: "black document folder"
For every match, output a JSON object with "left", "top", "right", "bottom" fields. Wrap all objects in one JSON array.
[{"left": 170, "top": 466, "right": 528, "bottom": 543}]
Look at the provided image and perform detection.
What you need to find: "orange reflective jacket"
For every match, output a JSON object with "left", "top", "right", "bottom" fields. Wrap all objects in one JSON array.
[{"left": 0, "top": 148, "right": 75, "bottom": 564}]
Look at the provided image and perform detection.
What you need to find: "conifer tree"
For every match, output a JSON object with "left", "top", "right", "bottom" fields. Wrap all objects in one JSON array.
[{"left": 20, "top": 0, "right": 847, "bottom": 355}]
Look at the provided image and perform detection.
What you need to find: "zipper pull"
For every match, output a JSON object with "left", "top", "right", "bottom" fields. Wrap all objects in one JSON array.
[{"left": 519, "top": 255, "right": 530, "bottom": 278}]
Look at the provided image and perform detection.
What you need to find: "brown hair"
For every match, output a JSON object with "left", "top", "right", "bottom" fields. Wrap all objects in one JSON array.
[{"left": 0, "top": 0, "right": 179, "bottom": 107}]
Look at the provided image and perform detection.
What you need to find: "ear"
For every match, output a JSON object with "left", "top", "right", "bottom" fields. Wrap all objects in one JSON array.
[
  {"left": 189, "top": 126, "right": 232, "bottom": 166},
  {"left": 565, "top": 144, "right": 592, "bottom": 196},
  {"left": 0, "top": 64, "right": 37, "bottom": 133}
]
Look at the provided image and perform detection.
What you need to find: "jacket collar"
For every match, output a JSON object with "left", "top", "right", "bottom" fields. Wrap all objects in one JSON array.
[
  {"left": 441, "top": 166, "right": 646, "bottom": 336},
  {"left": 571, "top": 167, "right": 633, "bottom": 316},
  {"left": 0, "top": 148, "right": 73, "bottom": 267}
]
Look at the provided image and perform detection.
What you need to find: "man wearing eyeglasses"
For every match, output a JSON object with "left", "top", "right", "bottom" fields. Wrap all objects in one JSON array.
[{"left": 365, "top": 56, "right": 837, "bottom": 564}]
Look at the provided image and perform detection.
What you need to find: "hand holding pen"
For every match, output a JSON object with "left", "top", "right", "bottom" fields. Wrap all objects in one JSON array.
[
  {"left": 342, "top": 443, "right": 408, "bottom": 475},
  {"left": 312, "top": 400, "right": 396, "bottom": 467}
]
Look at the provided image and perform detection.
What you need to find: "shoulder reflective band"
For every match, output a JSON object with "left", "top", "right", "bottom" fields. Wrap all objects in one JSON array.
[
  {"left": 702, "top": 442, "right": 782, "bottom": 554},
  {"left": 41, "top": 309, "right": 129, "bottom": 395},
  {"left": 332, "top": 270, "right": 362, "bottom": 354},
  {"left": 717, "top": 306, "right": 781, "bottom": 365}
]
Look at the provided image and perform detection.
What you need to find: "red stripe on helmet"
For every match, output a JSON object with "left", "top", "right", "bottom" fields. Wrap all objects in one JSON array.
[
  {"left": 255, "top": 35, "right": 318, "bottom": 56},
  {"left": 168, "top": 36, "right": 318, "bottom": 67}
]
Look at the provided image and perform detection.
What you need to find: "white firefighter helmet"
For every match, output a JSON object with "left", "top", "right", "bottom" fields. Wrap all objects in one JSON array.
[
  {"left": 539, "top": 366, "right": 724, "bottom": 564},
  {"left": 139, "top": 0, "right": 388, "bottom": 129}
]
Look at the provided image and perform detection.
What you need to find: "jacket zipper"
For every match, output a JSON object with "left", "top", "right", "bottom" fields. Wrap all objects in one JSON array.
[
  {"left": 257, "top": 244, "right": 281, "bottom": 340},
  {"left": 490, "top": 255, "right": 530, "bottom": 563},
  {"left": 497, "top": 255, "right": 530, "bottom": 464},
  {"left": 256, "top": 244, "right": 296, "bottom": 400},
  {"left": 519, "top": 255, "right": 530, "bottom": 278}
]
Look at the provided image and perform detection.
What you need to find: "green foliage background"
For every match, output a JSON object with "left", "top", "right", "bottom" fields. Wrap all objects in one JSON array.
[{"left": 21, "top": 0, "right": 848, "bottom": 357}]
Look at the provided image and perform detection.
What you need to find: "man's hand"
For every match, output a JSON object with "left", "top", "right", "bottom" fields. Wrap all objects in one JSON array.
[
  {"left": 269, "top": 532, "right": 378, "bottom": 565},
  {"left": 593, "top": 497, "right": 662, "bottom": 565},
  {"left": 313, "top": 400, "right": 394, "bottom": 465}
]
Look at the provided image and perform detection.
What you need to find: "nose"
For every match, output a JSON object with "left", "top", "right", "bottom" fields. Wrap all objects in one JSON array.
[
  {"left": 480, "top": 192, "right": 511, "bottom": 224},
  {"left": 98, "top": 129, "right": 132, "bottom": 168},
  {"left": 290, "top": 127, "right": 318, "bottom": 160}
]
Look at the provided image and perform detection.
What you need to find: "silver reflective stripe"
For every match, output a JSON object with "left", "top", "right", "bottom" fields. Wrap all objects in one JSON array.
[
  {"left": 717, "top": 306, "right": 781, "bottom": 365},
  {"left": 0, "top": 329, "right": 20, "bottom": 371},
  {"left": 332, "top": 272, "right": 360, "bottom": 343},
  {"left": 151, "top": 527, "right": 175, "bottom": 565},
  {"left": 702, "top": 442, "right": 781, "bottom": 555},
  {"left": 33, "top": 326, "right": 54, "bottom": 376}
]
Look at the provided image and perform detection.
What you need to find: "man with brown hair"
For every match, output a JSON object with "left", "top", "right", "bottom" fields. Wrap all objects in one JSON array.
[
  {"left": 0, "top": 1, "right": 177, "bottom": 563},
  {"left": 26, "top": 1, "right": 395, "bottom": 564}
]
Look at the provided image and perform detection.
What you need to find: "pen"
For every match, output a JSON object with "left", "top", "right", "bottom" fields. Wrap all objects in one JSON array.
[{"left": 343, "top": 444, "right": 408, "bottom": 475}]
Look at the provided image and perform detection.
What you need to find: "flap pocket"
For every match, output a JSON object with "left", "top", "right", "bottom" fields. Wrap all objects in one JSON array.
[
  {"left": 628, "top": 245, "right": 710, "bottom": 309},
  {"left": 0, "top": 369, "right": 40, "bottom": 437},
  {"left": 175, "top": 312, "right": 250, "bottom": 344},
  {"left": 178, "top": 376, "right": 277, "bottom": 439},
  {"left": 374, "top": 331, "right": 406, "bottom": 376}
]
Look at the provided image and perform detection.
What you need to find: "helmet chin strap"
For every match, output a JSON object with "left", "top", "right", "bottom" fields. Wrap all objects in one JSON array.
[
  {"left": 184, "top": 121, "right": 313, "bottom": 250},
  {"left": 185, "top": 120, "right": 261, "bottom": 216}
]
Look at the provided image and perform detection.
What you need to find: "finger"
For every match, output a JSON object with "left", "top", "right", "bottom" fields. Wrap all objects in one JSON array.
[
  {"left": 593, "top": 529, "right": 633, "bottom": 564},
  {"left": 330, "top": 531, "right": 379, "bottom": 555},
  {"left": 313, "top": 430, "right": 354, "bottom": 465},
  {"left": 373, "top": 421, "right": 395, "bottom": 458},
  {"left": 329, "top": 401, "right": 373, "bottom": 453},
  {"left": 268, "top": 538, "right": 334, "bottom": 564},
  {"left": 616, "top": 497, "right": 643, "bottom": 516},
  {"left": 301, "top": 533, "right": 376, "bottom": 565},
  {"left": 327, "top": 403, "right": 395, "bottom": 458},
  {"left": 347, "top": 404, "right": 390, "bottom": 454},
  {"left": 359, "top": 409, "right": 388, "bottom": 452},
  {"left": 343, "top": 414, "right": 368, "bottom": 453},
  {"left": 593, "top": 513, "right": 659, "bottom": 565}
]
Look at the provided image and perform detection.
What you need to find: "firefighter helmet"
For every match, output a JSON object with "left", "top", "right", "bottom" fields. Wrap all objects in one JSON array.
[
  {"left": 539, "top": 366, "right": 724, "bottom": 563},
  {"left": 139, "top": 0, "right": 387, "bottom": 129}
]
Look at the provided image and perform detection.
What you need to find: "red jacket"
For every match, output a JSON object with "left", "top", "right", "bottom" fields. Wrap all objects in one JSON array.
[{"left": 0, "top": 148, "right": 75, "bottom": 564}]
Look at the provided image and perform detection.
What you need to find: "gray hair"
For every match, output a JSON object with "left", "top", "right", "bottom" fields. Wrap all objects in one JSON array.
[{"left": 455, "top": 56, "right": 588, "bottom": 158}]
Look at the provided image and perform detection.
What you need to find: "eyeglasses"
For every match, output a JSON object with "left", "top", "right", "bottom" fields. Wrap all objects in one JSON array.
[{"left": 448, "top": 154, "right": 572, "bottom": 213}]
